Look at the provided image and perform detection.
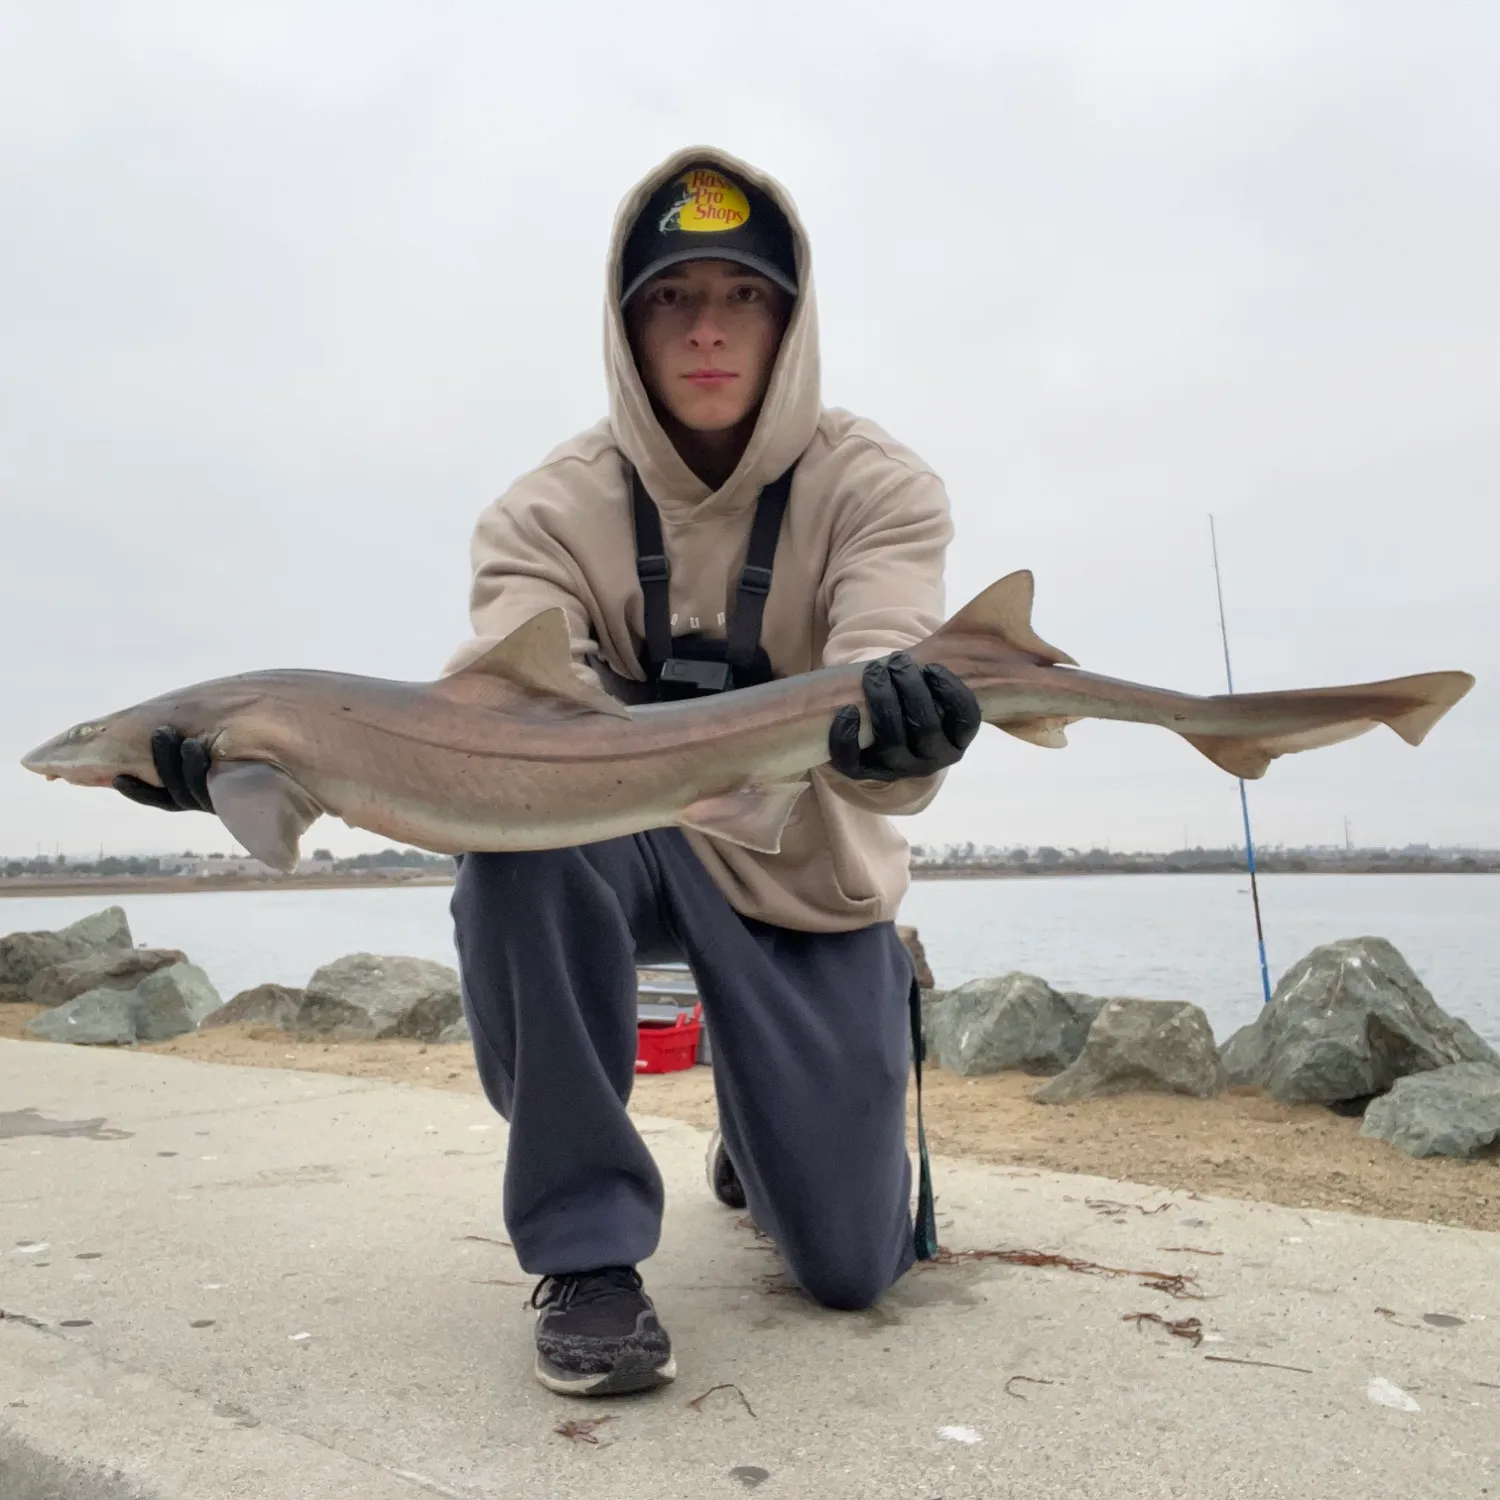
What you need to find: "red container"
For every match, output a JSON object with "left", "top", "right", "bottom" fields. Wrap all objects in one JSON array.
[{"left": 635, "top": 1004, "right": 702, "bottom": 1074}]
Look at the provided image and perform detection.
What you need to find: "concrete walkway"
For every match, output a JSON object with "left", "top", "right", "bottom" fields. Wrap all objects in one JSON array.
[{"left": 1, "top": 1039, "right": 1495, "bottom": 1499}]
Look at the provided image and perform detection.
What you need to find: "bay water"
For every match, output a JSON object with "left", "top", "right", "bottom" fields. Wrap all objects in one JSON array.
[{"left": 3, "top": 873, "right": 1496, "bottom": 1048}]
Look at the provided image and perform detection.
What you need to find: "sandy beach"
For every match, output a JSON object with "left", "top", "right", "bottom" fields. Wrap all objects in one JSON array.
[{"left": 4, "top": 1002, "right": 1494, "bottom": 1234}]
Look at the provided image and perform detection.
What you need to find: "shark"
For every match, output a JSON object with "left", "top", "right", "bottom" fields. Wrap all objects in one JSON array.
[{"left": 21, "top": 571, "right": 1475, "bottom": 872}]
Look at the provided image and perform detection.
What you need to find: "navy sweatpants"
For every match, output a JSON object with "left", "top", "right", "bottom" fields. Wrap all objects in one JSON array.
[{"left": 449, "top": 829, "right": 917, "bottom": 1311}]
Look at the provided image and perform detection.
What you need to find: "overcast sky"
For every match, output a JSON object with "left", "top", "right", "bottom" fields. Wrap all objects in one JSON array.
[{"left": 2, "top": 1, "right": 1495, "bottom": 860}]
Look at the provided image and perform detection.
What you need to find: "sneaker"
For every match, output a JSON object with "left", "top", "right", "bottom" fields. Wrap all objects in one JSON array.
[
  {"left": 705, "top": 1128, "right": 747, "bottom": 1210},
  {"left": 530, "top": 1267, "right": 676, "bottom": 1397}
]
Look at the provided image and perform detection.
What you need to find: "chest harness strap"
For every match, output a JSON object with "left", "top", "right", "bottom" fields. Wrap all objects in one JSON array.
[{"left": 630, "top": 464, "right": 795, "bottom": 697}]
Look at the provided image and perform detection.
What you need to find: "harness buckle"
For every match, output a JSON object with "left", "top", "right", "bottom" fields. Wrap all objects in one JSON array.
[
  {"left": 636, "top": 554, "right": 670, "bottom": 584},
  {"left": 659, "top": 658, "right": 733, "bottom": 693},
  {"left": 739, "top": 564, "right": 773, "bottom": 596}
]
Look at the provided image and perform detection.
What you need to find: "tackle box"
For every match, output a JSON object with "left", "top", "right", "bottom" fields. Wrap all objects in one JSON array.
[{"left": 636, "top": 963, "right": 711, "bottom": 1067}]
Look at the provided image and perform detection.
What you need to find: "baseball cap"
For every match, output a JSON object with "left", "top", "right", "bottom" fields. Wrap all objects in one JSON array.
[{"left": 620, "top": 163, "right": 798, "bottom": 306}]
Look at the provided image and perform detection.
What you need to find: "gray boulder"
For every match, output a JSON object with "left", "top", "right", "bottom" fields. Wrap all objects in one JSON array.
[
  {"left": 928, "top": 973, "right": 1103, "bottom": 1076},
  {"left": 26, "top": 961, "right": 221, "bottom": 1046},
  {"left": 25, "top": 948, "right": 187, "bottom": 1009},
  {"left": 26, "top": 987, "right": 138, "bottom": 1045},
  {"left": 132, "top": 964, "right": 223, "bottom": 1040},
  {"left": 0, "top": 907, "right": 133, "bottom": 998},
  {"left": 297, "top": 954, "right": 461, "bottom": 1041},
  {"left": 896, "top": 925, "right": 935, "bottom": 991},
  {"left": 1359, "top": 1062, "right": 1500, "bottom": 1158},
  {"left": 1221, "top": 937, "right": 1498, "bottom": 1106},
  {"left": 1034, "top": 998, "right": 1227, "bottom": 1104},
  {"left": 437, "top": 1011, "right": 472, "bottom": 1045},
  {"left": 200, "top": 984, "right": 306, "bottom": 1031}
]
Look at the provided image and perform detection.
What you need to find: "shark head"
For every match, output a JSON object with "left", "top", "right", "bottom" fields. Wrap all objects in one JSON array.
[
  {"left": 21, "top": 684, "right": 258, "bottom": 790},
  {"left": 22, "top": 706, "right": 161, "bottom": 788}
]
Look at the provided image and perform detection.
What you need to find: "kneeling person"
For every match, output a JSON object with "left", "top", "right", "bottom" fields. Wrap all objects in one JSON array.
[{"left": 446, "top": 150, "right": 978, "bottom": 1396}]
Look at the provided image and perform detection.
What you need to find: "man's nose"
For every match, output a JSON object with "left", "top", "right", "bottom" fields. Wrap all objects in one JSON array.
[{"left": 687, "top": 307, "right": 727, "bottom": 349}]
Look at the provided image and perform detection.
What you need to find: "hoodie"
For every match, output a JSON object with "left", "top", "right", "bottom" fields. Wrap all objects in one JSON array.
[{"left": 448, "top": 146, "right": 954, "bottom": 932}]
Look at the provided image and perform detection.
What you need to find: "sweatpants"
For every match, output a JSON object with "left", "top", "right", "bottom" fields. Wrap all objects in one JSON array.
[{"left": 449, "top": 829, "right": 917, "bottom": 1311}]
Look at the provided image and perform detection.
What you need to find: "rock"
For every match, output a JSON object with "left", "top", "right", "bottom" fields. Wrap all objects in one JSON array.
[
  {"left": 130, "top": 963, "right": 223, "bottom": 1041},
  {"left": 437, "top": 1011, "right": 472, "bottom": 1045},
  {"left": 0, "top": 906, "right": 134, "bottom": 998},
  {"left": 297, "top": 954, "right": 461, "bottom": 1041},
  {"left": 919, "top": 986, "right": 948, "bottom": 1037},
  {"left": 1359, "top": 1062, "right": 1500, "bottom": 1158},
  {"left": 1220, "top": 936, "right": 1499, "bottom": 1106},
  {"left": 896, "top": 925, "right": 935, "bottom": 990},
  {"left": 927, "top": 973, "right": 1103, "bottom": 1076},
  {"left": 1034, "top": 998, "right": 1226, "bottom": 1104},
  {"left": 25, "top": 948, "right": 187, "bottom": 1009},
  {"left": 200, "top": 984, "right": 306, "bottom": 1031},
  {"left": 26, "top": 987, "right": 138, "bottom": 1045},
  {"left": 25, "top": 960, "right": 219, "bottom": 1044},
  {"left": 62, "top": 906, "right": 133, "bottom": 949}
]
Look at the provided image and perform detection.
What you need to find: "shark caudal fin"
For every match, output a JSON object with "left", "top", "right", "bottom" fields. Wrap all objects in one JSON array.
[
  {"left": 1180, "top": 670, "right": 1476, "bottom": 780},
  {"left": 909, "top": 570, "right": 1083, "bottom": 748}
]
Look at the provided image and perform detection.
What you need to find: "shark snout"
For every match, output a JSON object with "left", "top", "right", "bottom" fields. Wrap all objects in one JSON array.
[
  {"left": 19, "top": 732, "right": 119, "bottom": 786},
  {"left": 19, "top": 742, "right": 56, "bottom": 777}
]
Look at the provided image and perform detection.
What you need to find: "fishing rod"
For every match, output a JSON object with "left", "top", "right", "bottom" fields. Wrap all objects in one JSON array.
[{"left": 1208, "top": 515, "right": 1273, "bottom": 1005}]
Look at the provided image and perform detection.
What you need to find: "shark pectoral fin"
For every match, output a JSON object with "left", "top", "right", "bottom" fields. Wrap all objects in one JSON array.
[
  {"left": 206, "top": 761, "right": 323, "bottom": 874},
  {"left": 994, "top": 714, "right": 1076, "bottom": 748},
  {"left": 675, "top": 781, "right": 808, "bottom": 855},
  {"left": 436, "top": 609, "right": 631, "bottom": 719}
]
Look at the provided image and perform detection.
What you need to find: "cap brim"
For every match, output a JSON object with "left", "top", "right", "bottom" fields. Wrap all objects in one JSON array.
[{"left": 621, "top": 248, "right": 798, "bottom": 306}]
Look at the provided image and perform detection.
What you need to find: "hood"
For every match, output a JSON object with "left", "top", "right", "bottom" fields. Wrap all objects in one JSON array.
[{"left": 605, "top": 145, "right": 822, "bottom": 518}]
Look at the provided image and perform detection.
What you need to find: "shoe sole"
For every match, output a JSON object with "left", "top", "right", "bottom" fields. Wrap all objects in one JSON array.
[
  {"left": 535, "top": 1351, "right": 677, "bottom": 1397},
  {"left": 705, "top": 1129, "right": 748, "bottom": 1210}
]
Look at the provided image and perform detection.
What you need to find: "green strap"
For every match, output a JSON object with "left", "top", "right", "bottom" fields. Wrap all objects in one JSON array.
[{"left": 908, "top": 976, "right": 939, "bottom": 1260}]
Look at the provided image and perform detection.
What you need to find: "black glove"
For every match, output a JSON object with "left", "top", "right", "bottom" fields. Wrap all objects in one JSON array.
[
  {"left": 828, "top": 652, "right": 982, "bottom": 783},
  {"left": 113, "top": 727, "right": 214, "bottom": 812}
]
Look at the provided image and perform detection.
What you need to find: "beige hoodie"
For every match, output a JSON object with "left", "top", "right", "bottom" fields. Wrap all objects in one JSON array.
[{"left": 449, "top": 146, "right": 954, "bottom": 932}]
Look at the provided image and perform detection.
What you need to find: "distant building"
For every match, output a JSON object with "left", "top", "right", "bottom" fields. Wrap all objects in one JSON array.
[{"left": 174, "top": 852, "right": 336, "bottom": 878}]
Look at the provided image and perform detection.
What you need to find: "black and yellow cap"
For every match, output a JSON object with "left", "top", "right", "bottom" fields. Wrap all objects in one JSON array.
[{"left": 620, "top": 164, "right": 798, "bottom": 306}]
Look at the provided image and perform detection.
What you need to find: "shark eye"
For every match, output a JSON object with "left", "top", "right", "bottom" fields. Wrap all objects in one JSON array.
[{"left": 66, "top": 723, "right": 101, "bottom": 743}]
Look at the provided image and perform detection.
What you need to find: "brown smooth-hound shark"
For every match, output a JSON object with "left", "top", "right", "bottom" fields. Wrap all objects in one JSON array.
[{"left": 21, "top": 570, "right": 1475, "bottom": 872}]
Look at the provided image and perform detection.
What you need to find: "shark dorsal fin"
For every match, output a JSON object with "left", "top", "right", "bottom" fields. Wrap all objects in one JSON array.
[
  {"left": 935, "top": 570, "right": 1077, "bottom": 666},
  {"left": 435, "top": 609, "right": 631, "bottom": 719}
]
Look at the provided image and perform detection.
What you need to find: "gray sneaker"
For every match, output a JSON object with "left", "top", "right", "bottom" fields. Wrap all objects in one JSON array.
[
  {"left": 705, "top": 1128, "right": 747, "bottom": 1210},
  {"left": 530, "top": 1267, "right": 676, "bottom": 1397}
]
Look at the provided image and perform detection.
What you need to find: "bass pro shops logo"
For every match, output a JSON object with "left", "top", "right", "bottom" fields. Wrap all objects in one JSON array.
[{"left": 658, "top": 169, "right": 752, "bottom": 234}]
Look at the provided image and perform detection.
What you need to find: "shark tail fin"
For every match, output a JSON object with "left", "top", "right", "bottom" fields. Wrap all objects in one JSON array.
[
  {"left": 1372, "top": 671, "right": 1478, "bottom": 745},
  {"left": 1179, "top": 670, "right": 1476, "bottom": 779}
]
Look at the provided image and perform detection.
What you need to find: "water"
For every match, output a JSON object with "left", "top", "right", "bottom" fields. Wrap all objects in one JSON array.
[
  {"left": 900, "top": 873, "right": 1500, "bottom": 1045},
  {"left": 3, "top": 874, "right": 1497, "bottom": 1047}
]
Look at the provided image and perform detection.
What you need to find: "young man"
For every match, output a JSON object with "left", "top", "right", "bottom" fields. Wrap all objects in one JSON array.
[
  {"left": 443, "top": 148, "right": 979, "bottom": 1396},
  {"left": 113, "top": 147, "right": 980, "bottom": 1400}
]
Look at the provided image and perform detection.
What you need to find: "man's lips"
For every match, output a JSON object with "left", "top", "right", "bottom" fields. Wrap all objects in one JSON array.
[{"left": 683, "top": 370, "right": 737, "bottom": 387}]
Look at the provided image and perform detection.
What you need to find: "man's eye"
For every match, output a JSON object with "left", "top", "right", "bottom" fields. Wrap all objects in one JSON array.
[
  {"left": 650, "top": 286, "right": 681, "bottom": 306},
  {"left": 729, "top": 285, "right": 762, "bottom": 303}
]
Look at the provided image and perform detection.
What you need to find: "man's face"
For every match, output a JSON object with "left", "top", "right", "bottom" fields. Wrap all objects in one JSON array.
[{"left": 626, "top": 259, "right": 791, "bottom": 434}]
